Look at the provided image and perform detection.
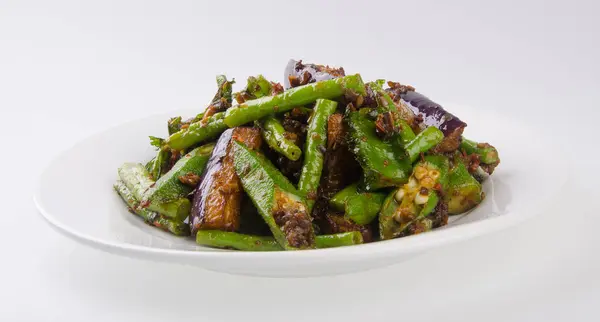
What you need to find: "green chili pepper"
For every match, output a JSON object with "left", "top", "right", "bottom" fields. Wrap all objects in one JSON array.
[
  {"left": 405, "top": 126, "right": 444, "bottom": 163},
  {"left": 145, "top": 143, "right": 215, "bottom": 203},
  {"left": 232, "top": 141, "right": 316, "bottom": 250},
  {"left": 118, "top": 163, "right": 191, "bottom": 221},
  {"left": 347, "top": 110, "right": 412, "bottom": 191},
  {"left": 114, "top": 180, "right": 189, "bottom": 236},
  {"left": 329, "top": 183, "right": 387, "bottom": 225},
  {"left": 446, "top": 161, "right": 484, "bottom": 215}
]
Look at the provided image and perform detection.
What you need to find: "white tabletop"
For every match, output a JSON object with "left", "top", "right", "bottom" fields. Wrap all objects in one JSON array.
[{"left": 1, "top": 0, "right": 599, "bottom": 321}]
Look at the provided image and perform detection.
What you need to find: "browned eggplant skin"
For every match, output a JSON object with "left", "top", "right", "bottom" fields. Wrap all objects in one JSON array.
[
  {"left": 190, "top": 127, "right": 262, "bottom": 234},
  {"left": 283, "top": 59, "right": 346, "bottom": 89}
]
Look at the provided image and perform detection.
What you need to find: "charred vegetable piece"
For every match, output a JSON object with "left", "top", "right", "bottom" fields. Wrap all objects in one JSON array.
[
  {"left": 166, "top": 112, "right": 228, "bottom": 150},
  {"left": 284, "top": 59, "right": 346, "bottom": 89},
  {"left": 347, "top": 110, "right": 412, "bottom": 191},
  {"left": 310, "top": 112, "right": 361, "bottom": 226},
  {"left": 200, "top": 75, "right": 235, "bottom": 123},
  {"left": 322, "top": 213, "right": 374, "bottom": 243},
  {"left": 368, "top": 81, "right": 416, "bottom": 148},
  {"left": 118, "top": 163, "right": 191, "bottom": 221},
  {"left": 233, "top": 141, "right": 316, "bottom": 250},
  {"left": 460, "top": 137, "right": 500, "bottom": 174},
  {"left": 377, "top": 81, "right": 420, "bottom": 133},
  {"left": 234, "top": 74, "right": 283, "bottom": 103},
  {"left": 145, "top": 143, "right": 215, "bottom": 203},
  {"left": 298, "top": 99, "right": 338, "bottom": 210},
  {"left": 114, "top": 181, "right": 190, "bottom": 236},
  {"left": 211, "top": 75, "right": 235, "bottom": 107},
  {"left": 190, "top": 127, "right": 262, "bottom": 234},
  {"left": 446, "top": 161, "right": 484, "bottom": 215},
  {"left": 399, "top": 90, "right": 467, "bottom": 152},
  {"left": 196, "top": 230, "right": 362, "bottom": 251},
  {"left": 405, "top": 126, "right": 444, "bottom": 163},
  {"left": 259, "top": 115, "right": 302, "bottom": 161},
  {"left": 168, "top": 117, "right": 183, "bottom": 136},
  {"left": 379, "top": 155, "right": 450, "bottom": 239},
  {"left": 319, "top": 113, "right": 361, "bottom": 191},
  {"left": 224, "top": 74, "right": 366, "bottom": 127},
  {"left": 329, "top": 183, "right": 387, "bottom": 225}
]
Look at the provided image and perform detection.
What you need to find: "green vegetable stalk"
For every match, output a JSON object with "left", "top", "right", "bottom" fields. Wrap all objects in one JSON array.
[
  {"left": 144, "top": 143, "right": 215, "bottom": 203},
  {"left": 329, "top": 183, "right": 387, "bottom": 225},
  {"left": 298, "top": 99, "right": 338, "bottom": 210},
  {"left": 196, "top": 230, "right": 282, "bottom": 251},
  {"left": 347, "top": 110, "right": 412, "bottom": 191},
  {"left": 232, "top": 141, "right": 316, "bottom": 250},
  {"left": 114, "top": 180, "right": 189, "bottom": 236},
  {"left": 224, "top": 74, "right": 366, "bottom": 127},
  {"left": 195, "top": 230, "right": 363, "bottom": 251},
  {"left": 166, "top": 112, "right": 228, "bottom": 150},
  {"left": 118, "top": 163, "right": 191, "bottom": 221},
  {"left": 259, "top": 116, "right": 302, "bottom": 161},
  {"left": 315, "top": 232, "right": 363, "bottom": 248}
]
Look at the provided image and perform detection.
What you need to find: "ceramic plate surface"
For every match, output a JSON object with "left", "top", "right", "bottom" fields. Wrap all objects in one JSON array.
[{"left": 35, "top": 104, "right": 568, "bottom": 277}]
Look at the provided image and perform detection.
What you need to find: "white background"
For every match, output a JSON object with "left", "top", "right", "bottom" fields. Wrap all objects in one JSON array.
[{"left": 1, "top": 0, "right": 599, "bottom": 321}]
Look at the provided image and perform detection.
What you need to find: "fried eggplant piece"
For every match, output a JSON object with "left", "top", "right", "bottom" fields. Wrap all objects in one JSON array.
[{"left": 190, "top": 127, "right": 262, "bottom": 234}]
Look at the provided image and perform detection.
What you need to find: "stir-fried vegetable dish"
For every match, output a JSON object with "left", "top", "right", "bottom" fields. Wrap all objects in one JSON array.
[{"left": 114, "top": 60, "right": 500, "bottom": 251}]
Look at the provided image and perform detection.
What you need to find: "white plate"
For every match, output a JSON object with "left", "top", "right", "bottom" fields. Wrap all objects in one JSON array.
[{"left": 34, "top": 104, "right": 568, "bottom": 277}]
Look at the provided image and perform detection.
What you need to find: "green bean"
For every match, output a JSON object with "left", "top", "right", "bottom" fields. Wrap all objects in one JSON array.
[
  {"left": 259, "top": 115, "right": 302, "bottom": 161},
  {"left": 224, "top": 74, "right": 366, "bottom": 127},
  {"left": 298, "top": 99, "right": 338, "bottom": 210},
  {"left": 195, "top": 230, "right": 363, "bottom": 251},
  {"left": 166, "top": 112, "right": 228, "bottom": 151}
]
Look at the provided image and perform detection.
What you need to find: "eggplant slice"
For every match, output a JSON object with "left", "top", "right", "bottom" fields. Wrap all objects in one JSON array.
[
  {"left": 386, "top": 83, "right": 467, "bottom": 153},
  {"left": 190, "top": 127, "right": 262, "bottom": 234},
  {"left": 283, "top": 59, "right": 346, "bottom": 89}
]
